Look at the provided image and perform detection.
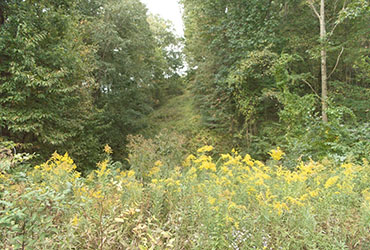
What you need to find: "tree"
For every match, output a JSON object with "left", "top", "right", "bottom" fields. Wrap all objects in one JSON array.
[
  {"left": 83, "top": 0, "right": 183, "bottom": 161},
  {"left": 147, "top": 14, "right": 184, "bottom": 100},
  {"left": 182, "top": 0, "right": 369, "bottom": 160},
  {"left": 307, "top": 0, "right": 328, "bottom": 122},
  {"left": 0, "top": 0, "right": 96, "bottom": 162}
]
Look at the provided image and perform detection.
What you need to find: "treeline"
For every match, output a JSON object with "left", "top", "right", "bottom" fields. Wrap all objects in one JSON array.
[
  {"left": 0, "top": 0, "right": 183, "bottom": 170},
  {"left": 181, "top": 0, "right": 369, "bottom": 163}
]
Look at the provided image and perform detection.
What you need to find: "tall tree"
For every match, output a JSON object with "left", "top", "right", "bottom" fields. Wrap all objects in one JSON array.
[
  {"left": 307, "top": 0, "right": 328, "bottom": 122},
  {"left": 0, "top": 0, "right": 95, "bottom": 160},
  {"left": 147, "top": 14, "right": 184, "bottom": 101}
]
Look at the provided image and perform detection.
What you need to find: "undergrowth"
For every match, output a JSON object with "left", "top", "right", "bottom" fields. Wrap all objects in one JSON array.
[{"left": 1, "top": 145, "right": 370, "bottom": 249}]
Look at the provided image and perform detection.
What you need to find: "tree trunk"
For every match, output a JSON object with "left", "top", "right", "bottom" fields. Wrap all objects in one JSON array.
[
  {"left": 320, "top": 0, "right": 328, "bottom": 123},
  {"left": 0, "top": 1, "right": 5, "bottom": 26}
]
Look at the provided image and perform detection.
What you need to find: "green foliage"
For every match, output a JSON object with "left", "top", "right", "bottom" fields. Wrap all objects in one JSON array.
[
  {"left": 127, "top": 131, "right": 187, "bottom": 182},
  {"left": 148, "top": 14, "right": 184, "bottom": 102},
  {"left": 182, "top": 0, "right": 369, "bottom": 164},
  {"left": 0, "top": 0, "right": 100, "bottom": 169},
  {"left": 227, "top": 49, "right": 280, "bottom": 130},
  {"left": 0, "top": 0, "right": 184, "bottom": 170},
  {"left": 81, "top": 0, "right": 184, "bottom": 162}
]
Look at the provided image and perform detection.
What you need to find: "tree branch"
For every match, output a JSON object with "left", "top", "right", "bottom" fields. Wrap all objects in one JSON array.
[
  {"left": 0, "top": 7, "right": 4, "bottom": 26},
  {"left": 329, "top": 0, "right": 347, "bottom": 36},
  {"left": 308, "top": 0, "right": 321, "bottom": 20},
  {"left": 302, "top": 79, "right": 323, "bottom": 101},
  {"left": 328, "top": 46, "right": 344, "bottom": 79}
]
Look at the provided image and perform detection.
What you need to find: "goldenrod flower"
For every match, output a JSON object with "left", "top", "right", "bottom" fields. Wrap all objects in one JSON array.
[
  {"left": 324, "top": 176, "right": 339, "bottom": 189},
  {"left": 309, "top": 189, "right": 319, "bottom": 197},
  {"left": 71, "top": 215, "right": 80, "bottom": 226},
  {"left": 154, "top": 160, "right": 163, "bottom": 167},
  {"left": 273, "top": 201, "right": 289, "bottom": 215},
  {"left": 197, "top": 145, "right": 214, "bottom": 153},
  {"left": 104, "top": 144, "right": 113, "bottom": 154},
  {"left": 208, "top": 196, "right": 216, "bottom": 205},
  {"left": 269, "top": 147, "right": 285, "bottom": 161},
  {"left": 96, "top": 159, "right": 109, "bottom": 177},
  {"left": 148, "top": 166, "right": 160, "bottom": 176},
  {"left": 127, "top": 170, "right": 135, "bottom": 177},
  {"left": 152, "top": 179, "right": 158, "bottom": 184}
]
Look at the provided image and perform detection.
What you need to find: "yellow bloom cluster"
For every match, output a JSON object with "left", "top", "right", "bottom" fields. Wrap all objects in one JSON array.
[
  {"left": 324, "top": 176, "right": 339, "bottom": 189},
  {"left": 197, "top": 145, "right": 214, "bottom": 153},
  {"left": 2, "top": 146, "right": 369, "bottom": 249},
  {"left": 268, "top": 147, "right": 285, "bottom": 161},
  {"left": 104, "top": 144, "right": 113, "bottom": 154}
]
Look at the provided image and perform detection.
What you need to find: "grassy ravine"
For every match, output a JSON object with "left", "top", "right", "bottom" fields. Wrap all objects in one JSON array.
[
  {"left": 142, "top": 89, "right": 203, "bottom": 138},
  {"left": 139, "top": 89, "right": 233, "bottom": 156}
]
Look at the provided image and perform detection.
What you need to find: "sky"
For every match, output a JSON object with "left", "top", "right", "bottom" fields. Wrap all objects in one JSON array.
[{"left": 141, "top": 0, "right": 184, "bottom": 36}]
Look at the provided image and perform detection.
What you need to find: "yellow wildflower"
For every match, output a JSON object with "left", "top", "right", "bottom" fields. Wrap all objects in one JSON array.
[
  {"left": 188, "top": 166, "right": 197, "bottom": 175},
  {"left": 341, "top": 163, "right": 356, "bottom": 176},
  {"left": 197, "top": 145, "right": 214, "bottom": 153},
  {"left": 226, "top": 215, "right": 234, "bottom": 223},
  {"left": 127, "top": 170, "right": 135, "bottom": 177},
  {"left": 208, "top": 196, "right": 216, "bottom": 205},
  {"left": 243, "top": 154, "right": 254, "bottom": 166},
  {"left": 309, "top": 189, "right": 319, "bottom": 197},
  {"left": 273, "top": 201, "right": 289, "bottom": 215},
  {"left": 73, "top": 172, "right": 81, "bottom": 179},
  {"left": 152, "top": 179, "right": 158, "bottom": 184},
  {"left": 199, "top": 161, "right": 216, "bottom": 172},
  {"left": 104, "top": 144, "right": 113, "bottom": 154},
  {"left": 221, "top": 153, "right": 231, "bottom": 160},
  {"left": 324, "top": 176, "right": 339, "bottom": 189},
  {"left": 183, "top": 154, "right": 196, "bottom": 167},
  {"left": 92, "top": 190, "right": 103, "bottom": 199},
  {"left": 194, "top": 155, "right": 211, "bottom": 163},
  {"left": 221, "top": 166, "right": 229, "bottom": 173},
  {"left": 96, "top": 159, "right": 110, "bottom": 177},
  {"left": 285, "top": 196, "right": 304, "bottom": 207},
  {"left": 269, "top": 147, "right": 285, "bottom": 161},
  {"left": 148, "top": 166, "right": 160, "bottom": 176},
  {"left": 255, "top": 178, "right": 265, "bottom": 186},
  {"left": 71, "top": 215, "right": 80, "bottom": 226},
  {"left": 154, "top": 160, "right": 163, "bottom": 167},
  {"left": 243, "top": 153, "right": 251, "bottom": 162}
]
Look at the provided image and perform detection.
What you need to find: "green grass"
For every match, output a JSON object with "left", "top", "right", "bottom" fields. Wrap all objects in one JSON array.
[{"left": 140, "top": 89, "right": 203, "bottom": 138}]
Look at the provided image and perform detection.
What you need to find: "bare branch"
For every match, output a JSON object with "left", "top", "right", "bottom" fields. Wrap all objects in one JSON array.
[
  {"left": 328, "top": 46, "right": 344, "bottom": 79},
  {"left": 329, "top": 0, "right": 347, "bottom": 35},
  {"left": 302, "top": 79, "right": 323, "bottom": 101},
  {"left": 307, "top": 0, "right": 321, "bottom": 20}
]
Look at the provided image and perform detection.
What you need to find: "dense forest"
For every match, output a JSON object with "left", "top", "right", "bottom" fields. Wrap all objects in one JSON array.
[
  {"left": 182, "top": 0, "right": 369, "bottom": 163},
  {"left": 0, "top": 0, "right": 183, "bottom": 169},
  {"left": 1, "top": 0, "right": 369, "bottom": 249}
]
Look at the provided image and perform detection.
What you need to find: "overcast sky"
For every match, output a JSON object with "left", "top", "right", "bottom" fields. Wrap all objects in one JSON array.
[{"left": 141, "top": 0, "right": 184, "bottom": 36}]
